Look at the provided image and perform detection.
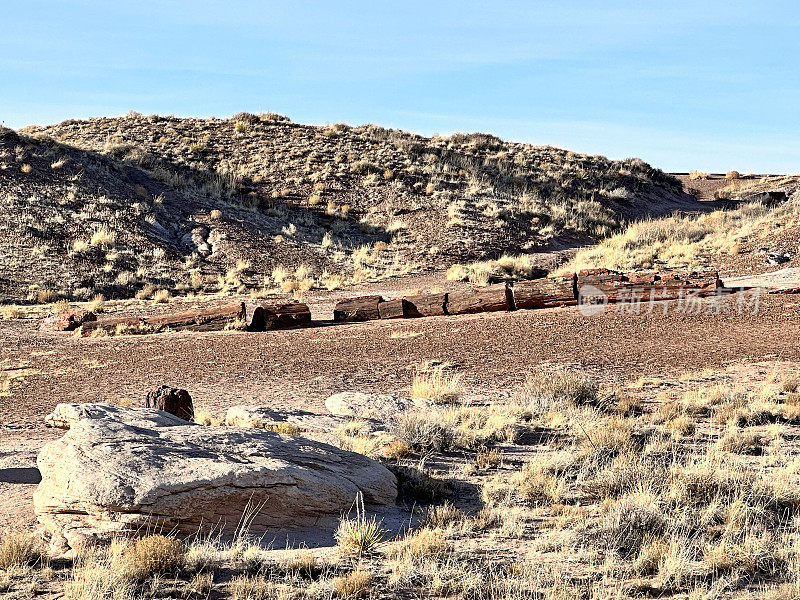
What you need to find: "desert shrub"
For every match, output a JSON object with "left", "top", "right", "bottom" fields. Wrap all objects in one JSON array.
[
  {"left": 228, "top": 574, "right": 273, "bottom": 600},
  {"left": 90, "top": 227, "right": 115, "bottom": 249},
  {"left": 335, "top": 516, "right": 384, "bottom": 557},
  {"left": 394, "top": 411, "right": 454, "bottom": 453},
  {"left": 332, "top": 569, "right": 372, "bottom": 599},
  {"left": 423, "top": 502, "right": 465, "bottom": 529},
  {"left": 0, "top": 530, "right": 45, "bottom": 569},
  {"left": 411, "top": 366, "right": 463, "bottom": 404},
  {"left": 121, "top": 534, "right": 185, "bottom": 579},
  {"left": 388, "top": 527, "right": 449, "bottom": 562},
  {"left": 391, "top": 465, "right": 452, "bottom": 503},
  {"left": 525, "top": 368, "right": 599, "bottom": 411},
  {"left": 36, "top": 289, "right": 59, "bottom": 304}
]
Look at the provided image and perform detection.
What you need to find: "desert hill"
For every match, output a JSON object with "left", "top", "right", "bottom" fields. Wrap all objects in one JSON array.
[{"left": 4, "top": 112, "right": 698, "bottom": 302}]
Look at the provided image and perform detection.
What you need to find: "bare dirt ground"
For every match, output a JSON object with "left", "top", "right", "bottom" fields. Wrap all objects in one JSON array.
[{"left": 3, "top": 271, "right": 800, "bottom": 539}]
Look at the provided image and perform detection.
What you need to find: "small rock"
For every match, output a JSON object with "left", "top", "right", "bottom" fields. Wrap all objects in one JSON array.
[
  {"left": 325, "top": 392, "right": 428, "bottom": 422},
  {"left": 145, "top": 386, "right": 194, "bottom": 421},
  {"left": 39, "top": 310, "right": 96, "bottom": 332},
  {"left": 767, "top": 252, "right": 792, "bottom": 266}
]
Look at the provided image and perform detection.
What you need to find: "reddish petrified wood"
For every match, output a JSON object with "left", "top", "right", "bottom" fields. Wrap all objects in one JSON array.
[
  {"left": 512, "top": 275, "right": 577, "bottom": 309},
  {"left": 39, "top": 310, "right": 96, "bottom": 332},
  {"left": 145, "top": 385, "right": 194, "bottom": 421},
  {"left": 143, "top": 302, "right": 246, "bottom": 332},
  {"left": 378, "top": 298, "right": 409, "bottom": 319},
  {"left": 403, "top": 293, "right": 448, "bottom": 317},
  {"left": 576, "top": 270, "right": 722, "bottom": 303},
  {"left": 263, "top": 301, "right": 312, "bottom": 328},
  {"left": 333, "top": 295, "right": 384, "bottom": 322},
  {"left": 445, "top": 283, "right": 512, "bottom": 315}
]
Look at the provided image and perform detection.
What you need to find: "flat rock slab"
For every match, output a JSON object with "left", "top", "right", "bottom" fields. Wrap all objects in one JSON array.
[
  {"left": 324, "top": 392, "right": 429, "bottom": 422},
  {"left": 35, "top": 408, "right": 397, "bottom": 553},
  {"left": 44, "top": 402, "right": 190, "bottom": 429},
  {"left": 225, "top": 405, "right": 365, "bottom": 433},
  {"left": 722, "top": 268, "right": 800, "bottom": 292}
]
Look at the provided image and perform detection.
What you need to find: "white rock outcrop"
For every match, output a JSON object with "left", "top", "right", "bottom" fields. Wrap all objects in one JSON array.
[
  {"left": 34, "top": 407, "right": 397, "bottom": 553},
  {"left": 324, "top": 392, "right": 428, "bottom": 421}
]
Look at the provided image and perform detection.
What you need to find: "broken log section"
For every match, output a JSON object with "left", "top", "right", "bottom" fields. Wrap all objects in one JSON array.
[
  {"left": 576, "top": 269, "right": 721, "bottom": 303},
  {"left": 446, "top": 283, "right": 512, "bottom": 315},
  {"left": 513, "top": 275, "right": 577, "bottom": 309},
  {"left": 333, "top": 295, "right": 384, "bottom": 322},
  {"left": 75, "top": 301, "right": 310, "bottom": 336}
]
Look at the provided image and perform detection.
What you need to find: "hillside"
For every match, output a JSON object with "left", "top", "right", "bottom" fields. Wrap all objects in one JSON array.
[{"left": 3, "top": 112, "right": 697, "bottom": 302}]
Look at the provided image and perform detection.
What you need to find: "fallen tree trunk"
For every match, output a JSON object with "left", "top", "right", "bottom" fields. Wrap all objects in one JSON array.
[
  {"left": 576, "top": 269, "right": 722, "bottom": 303},
  {"left": 378, "top": 298, "right": 409, "bottom": 319},
  {"left": 141, "top": 302, "right": 246, "bottom": 332},
  {"left": 333, "top": 295, "right": 384, "bottom": 322},
  {"left": 512, "top": 275, "right": 577, "bottom": 309},
  {"left": 403, "top": 293, "right": 448, "bottom": 317},
  {"left": 77, "top": 300, "right": 311, "bottom": 336},
  {"left": 445, "top": 283, "right": 512, "bottom": 315}
]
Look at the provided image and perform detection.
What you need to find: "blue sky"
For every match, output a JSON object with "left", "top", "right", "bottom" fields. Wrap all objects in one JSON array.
[{"left": 2, "top": 1, "right": 798, "bottom": 172}]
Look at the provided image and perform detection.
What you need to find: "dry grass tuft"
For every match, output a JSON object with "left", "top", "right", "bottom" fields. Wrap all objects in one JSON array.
[
  {"left": 411, "top": 365, "right": 463, "bottom": 404},
  {"left": 332, "top": 569, "right": 372, "bottom": 599},
  {"left": 121, "top": 535, "right": 186, "bottom": 579},
  {"left": 0, "top": 530, "right": 45, "bottom": 569}
]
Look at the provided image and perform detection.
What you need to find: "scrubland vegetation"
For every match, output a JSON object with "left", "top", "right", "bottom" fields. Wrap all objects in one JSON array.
[
  {"left": 1, "top": 112, "right": 688, "bottom": 303},
  {"left": 563, "top": 190, "right": 800, "bottom": 273},
  {"left": 6, "top": 366, "right": 800, "bottom": 599}
]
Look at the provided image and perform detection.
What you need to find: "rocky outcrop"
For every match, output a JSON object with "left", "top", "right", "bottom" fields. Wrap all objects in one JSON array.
[
  {"left": 324, "top": 392, "right": 428, "bottom": 422},
  {"left": 39, "top": 310, "right": 96, "bottom": 332},
  {"left": 44, "top": 402, "right": 189, "bottom": 429},
  {"left": 145, "top": 386, "right": 194, "bottom": 421},
  {"left": 34, "top": 407, "right": 397, "bottom": 553},
  {"left": 225, "top": 405, "right": 356, "bottom": 433}
]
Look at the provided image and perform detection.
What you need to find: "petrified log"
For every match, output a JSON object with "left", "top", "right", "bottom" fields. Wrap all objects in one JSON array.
[
  {"left": 333, "top": 295, "right": 384, "bottom": 322},
  {"left": 378, "top": 298, "right": 408, "bottom": 319},
  {"left": 513, "top": 275, "right": 577, "bottom": 309},
  {"left": 445, "top": 283, "right": 512, "bottom": 315},
  {"left": 75, "top": 316, "right": 143, "bottom": 336},
  {"left": 403, "top": 293, "right": 448, "bottom": 317},
  {"left": 143, "top": 302, "right": 246, "bottom": 332},
  {"left": 253, "top": 301, "right": 312, "bottom": 329},
  {"left": 576, "top": 270, "right": 722, "bottom": 303},
  {"left": 145, "top": 386, "right": 194, "bottom": 421},
  {"left": 39, "top": 310, "right": 96, "bottom": 332}
]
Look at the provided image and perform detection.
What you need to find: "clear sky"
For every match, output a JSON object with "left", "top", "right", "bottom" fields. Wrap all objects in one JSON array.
[{"left": 2, "top": 1, "right": 798, "bottom": 173}]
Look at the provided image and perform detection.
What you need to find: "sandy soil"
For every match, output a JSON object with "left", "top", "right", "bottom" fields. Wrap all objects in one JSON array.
[{"left": 3, "top": 273, "right": 800, "bottom": 540}]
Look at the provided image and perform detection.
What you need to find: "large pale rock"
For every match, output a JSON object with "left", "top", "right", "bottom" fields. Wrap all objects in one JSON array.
[
  {"left": 325, "top": 392, "right": 428, "bottom": 422},
  {"left": 44, "top": 402, "right": 189, "bottom": 429},
  {"left": 35, "top": 408, "right": 396, "bottom": 553},
  {"left": 225, "top": 406, "right": 358, "bottom": 433}
]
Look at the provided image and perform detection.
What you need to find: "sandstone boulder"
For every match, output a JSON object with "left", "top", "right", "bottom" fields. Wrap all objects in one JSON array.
[
  {"left": 145, "top": 385, "right": 194, "bottom": 421},
  {"left": 225, "top": 405, "right": 358, "bottom": 433},
  {"left": 324, "top": 392, "right": 429, "bottom": 422},
  {"left": 35, "top": 408, "right": 397, "bottom": 553},
  {"left": 44, "top": 402, "right": 189, "bottom": 429},
  {"left": 39, "top": 310, "right": 96, "bottom": 332}
]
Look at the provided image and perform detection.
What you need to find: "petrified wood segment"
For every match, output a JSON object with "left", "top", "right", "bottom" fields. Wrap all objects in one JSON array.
[
  {"left": 512, "top": 275, "right": 577, "bottom": 309},
  {"left": 403, "top": 293, "right": 448, "bottom": 317},
  {"left": 576, "top": 269, "right": 721, "bottom": 303},
  {"left": 378, "top": 298, "right": 409, "bottom": 319},
  {"left": 76, "top": 301, "right": 310, "bottom": 336},
  {"left": 333, "top": 295, "right": 384, "bottom": 322},
  {"left": 445, "top": 283, "right": 512, "bottom": 315}
]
